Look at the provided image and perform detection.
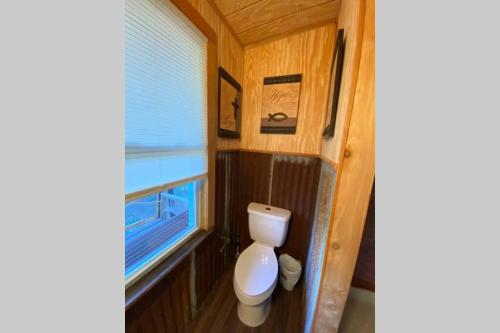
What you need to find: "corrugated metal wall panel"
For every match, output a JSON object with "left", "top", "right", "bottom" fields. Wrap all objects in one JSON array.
[
  {"left": 126, "top": 256, "right": 192, "bottom": 333},
  {"left": 270, "top": 155, "right": 321, "bottom": 264},
  {"left": 234, "top": 151, "right": 273, "bottom": 251}
]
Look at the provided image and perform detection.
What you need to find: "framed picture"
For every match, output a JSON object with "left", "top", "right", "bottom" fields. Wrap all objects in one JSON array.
[
  {"left": 323, "top": 29, "right": 346, "bottom": 138},
  {"left": 218, "top": 67, "right": 242, "bottom": 138},
  {"left": 260, "top": 74, "right": 302, "bottom": 134}
]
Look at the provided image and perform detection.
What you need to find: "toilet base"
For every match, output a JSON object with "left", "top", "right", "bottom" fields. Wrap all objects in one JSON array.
[{"left": 237, "top": 298, "right": 271, "bottom": 327}]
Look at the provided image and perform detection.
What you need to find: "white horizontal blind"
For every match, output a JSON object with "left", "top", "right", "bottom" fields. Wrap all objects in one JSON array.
[{"left": 125, "top": 0, "right": 207, "bottom": 194}]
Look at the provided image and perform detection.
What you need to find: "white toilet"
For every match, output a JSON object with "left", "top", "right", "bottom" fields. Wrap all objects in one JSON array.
[{"left": 233, "top": 202, "right": 291, "bottom": 327}]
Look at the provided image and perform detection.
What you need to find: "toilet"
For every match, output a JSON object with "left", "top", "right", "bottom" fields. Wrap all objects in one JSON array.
[{"left": 233, "top": 202, "right": 291, "bottom": 327}]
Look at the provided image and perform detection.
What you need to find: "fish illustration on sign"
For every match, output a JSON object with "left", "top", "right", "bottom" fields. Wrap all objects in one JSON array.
[{"left": 260, "top": 74, "right": 302, "bottom": 134}]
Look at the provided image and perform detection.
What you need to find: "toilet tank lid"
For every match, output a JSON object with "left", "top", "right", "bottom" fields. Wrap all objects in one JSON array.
[{"left": 247, "top": 202, "right": 291, "bottom": 222}]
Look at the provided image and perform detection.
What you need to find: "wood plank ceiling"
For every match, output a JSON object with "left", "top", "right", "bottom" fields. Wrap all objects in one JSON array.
[{"left": 210, "top": 0, "right": 341, "bottom": 45}]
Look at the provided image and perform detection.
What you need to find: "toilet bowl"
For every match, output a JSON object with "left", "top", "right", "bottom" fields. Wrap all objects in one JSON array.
[
  {"left": 233, "top": 243, "right": 278, "bottom": 326},
  {"left": 233, "top": 203, "right": 291, "bottom": 327}
]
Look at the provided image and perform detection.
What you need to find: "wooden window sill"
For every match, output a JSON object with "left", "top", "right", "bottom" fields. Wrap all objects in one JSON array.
[{"left": 125, "top": 228, "right": 213, "bottom": 310}]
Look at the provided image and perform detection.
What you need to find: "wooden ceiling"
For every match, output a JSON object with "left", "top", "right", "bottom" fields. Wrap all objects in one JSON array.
[{"left": 210, "top": 0, "right": 341, "bottom": 45}]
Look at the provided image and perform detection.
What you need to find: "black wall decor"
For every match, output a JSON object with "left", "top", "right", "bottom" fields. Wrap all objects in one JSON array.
[
  {"left": 218, "top": 67, "right": 242, "bottom": 138},
  {"left": 323, "top": 29, "right": 346, "bottom": 138}
]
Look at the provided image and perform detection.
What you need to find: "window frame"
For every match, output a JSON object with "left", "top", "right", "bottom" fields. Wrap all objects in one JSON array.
[
  {"left": 125, "top": 176, "right": 205, "bottom": 288},
  {"left": 124, "top": 0, "right": 217, "bottom": 291}
]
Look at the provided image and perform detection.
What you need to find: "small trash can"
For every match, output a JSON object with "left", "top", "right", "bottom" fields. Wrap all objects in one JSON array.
[{"left": 278, "top": 254, "right": 302, "bottom": 291}]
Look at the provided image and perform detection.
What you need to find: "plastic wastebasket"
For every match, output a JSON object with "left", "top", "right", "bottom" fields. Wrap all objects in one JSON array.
[{"left": 278, "top": 254, "right": 302, "bottom": 291}]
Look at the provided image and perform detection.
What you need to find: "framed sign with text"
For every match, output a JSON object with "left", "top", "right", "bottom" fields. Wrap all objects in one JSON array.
[{"left": 260, "top": 74, "right": 302, "bottom": 134}]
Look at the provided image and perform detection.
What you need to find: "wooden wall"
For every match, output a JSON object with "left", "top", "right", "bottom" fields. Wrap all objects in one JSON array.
[
  {"left": 186, "top": 0, "right": 244, "bottom": 151},
  {"left": 240, "top": 24, "right": 336, "bottom": 155},
  {"left": 188, "top": 0, "right": 340, "bottom": 157},
  {"left": 313, "top": 0, "right": 374, "bottom": 330},
  {"left": 320, "top": 0, "right": 366, "bottom": 165}
]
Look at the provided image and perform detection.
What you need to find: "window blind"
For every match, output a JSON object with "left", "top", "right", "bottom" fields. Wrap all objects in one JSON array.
[{"left": 125, "top": 0, "right": 207, "bottom": 195}]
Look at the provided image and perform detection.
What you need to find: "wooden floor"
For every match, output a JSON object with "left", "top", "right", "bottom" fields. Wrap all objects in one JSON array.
[{"left": 188, "top": 263, "right": 304, "bottom": 333}]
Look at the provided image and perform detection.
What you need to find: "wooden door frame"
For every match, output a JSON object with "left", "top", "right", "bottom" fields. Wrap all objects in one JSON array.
[{"left": 312, "top": 0, "right": 375, "bottom": 331}]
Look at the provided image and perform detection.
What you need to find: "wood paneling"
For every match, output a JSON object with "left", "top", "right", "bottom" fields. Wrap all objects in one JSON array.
[
  {"left": 212, "top": 0, "right": 341, "bottom": 45},
  {"left": 241, "top": 148, "right": 320, "bottom": 159},
  {"left": 320, "top": 0, "right": 366, "bottom": 165},
  {"left": 212, "top": 0, "right": 262, "bottom": 16},
  {"left": 226, "top": 0, "right": 334, "bottom": 33},
  {"left": 186, "top": 0, "right": 244, "bottom": 151},
  {"left": 126, "top": 256, "right": 192, "bottom": 333},
  {"left": 271, "top": 155, "right": 321, "bottom": 264},
  {"left": 188, "top": 263, "right": 304, "bottom": 333},
  {"left": 186, "top": 1, "right": 336, "bottom": 154},
  {"left": 206, "top": 41, "right": 218, "bottom": 230},
  {"left": 169, "top": 0, "right": 217, "bottom": 44},
  {"left": 313, "top": 0, "right": 374, "bottom": 330},
  {"left": 241, "top": 24, "right": 336, "bottom": 155},
  {"left": 238, "top": 1, "right": 340, "bottom": 45}
]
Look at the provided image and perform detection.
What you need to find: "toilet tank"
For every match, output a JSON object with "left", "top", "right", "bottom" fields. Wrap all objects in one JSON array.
[{"left": 247, "top": 202, "right": 291, "bottom": 248}]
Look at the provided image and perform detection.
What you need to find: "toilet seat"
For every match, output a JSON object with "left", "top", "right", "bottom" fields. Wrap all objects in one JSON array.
[{"left": 234, "top": 243, "right": 278, "bottom": 305}]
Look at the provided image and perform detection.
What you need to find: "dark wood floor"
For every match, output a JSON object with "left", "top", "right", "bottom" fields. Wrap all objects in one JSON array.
[{"left": 188, "top": 263, "right": 304, "bottom": 333}]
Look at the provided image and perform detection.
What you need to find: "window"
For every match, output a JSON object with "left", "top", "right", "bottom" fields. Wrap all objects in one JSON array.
[
  {"left": 125, "top": 180, "right": 200, "bottom": 280},
  {"left": 125, "top": 0, "right": 207, "bottom": 285}
]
